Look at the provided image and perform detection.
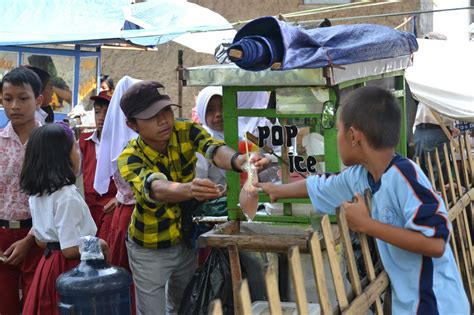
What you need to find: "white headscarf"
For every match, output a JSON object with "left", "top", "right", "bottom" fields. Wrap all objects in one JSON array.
[
  {"left": 196, "top": 87, "right": 271, "bottom": 140},
  {"left": 196, "top": 86, "right": 224, "bottom": 140},
  {"left": 93, "top": 76, "right": 140, "bottom": 194}
]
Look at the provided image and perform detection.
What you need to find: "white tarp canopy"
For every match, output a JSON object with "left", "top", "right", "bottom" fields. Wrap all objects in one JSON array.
[
  {"left": 0, "top": 0, "right": 235, "bottom": 55},
  {"left": 405, "top": 39, "right": 474, "bottom": 122}
]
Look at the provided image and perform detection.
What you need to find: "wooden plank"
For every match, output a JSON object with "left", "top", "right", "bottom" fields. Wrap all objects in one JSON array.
[
  {"left": 464, "top": 133, "right": 474, "bottom": 184},
  {"left": 426, "top": 151, "right": 437, "bottom": 191},
  {"left": 308, "top": 232, "right": 332, "bottom": 315},
  {"left": 444, "top": 143, "right": 457, "bottom": 204},
  {"left": 448, "top": 200, "right": 466, "bottom": 222},
  {"left": 198, "top": 221, "right": 239, "bottom": 248},
  {"left": 238, "top": 279, "right": 253, "bottom": 315},
  {"left": 208, "top": 300, "right": 223, "bottom": 315},
  {"left": 415, "top": 156, "right": 421, "bottom": 166},
  {"left": 200, "top": 234, "right": 309, "bottom": 253},
  {"left": 341, "top": 271, "right": 390, "bottom": 315},
  {"left": 459, "top": 135, "right": 471, "bottom": 189},
  {"left": 288, "top": 246, "right": 309, "bottom": 315},
  {"left": 454, "top": 218, "right": 474, "bottom": 304},
  {"left": 264, "top": 264, "right": 283, "bottom": 315},
  {"left": 434, "top": 147, "right": 449, "bottom": 206},
  {"left": 461, "top": 206, "right": 474, "bottom": 269},
  {"left": 450, "top": 143, "right": 464, "bottom": 199},
  {"left": 321, "top": 215, "right": 349, "bottom": 310},
  {"left": 450, "top": 236, "right": 461, "bottom": 274},
  {"left": 228, "top": 245, "right": 243, "bottom": 315},
  {"left": 460, "top": 210, "right": 474, "bottom": 285},
  {"left": 357, "top": 194, "right": 384, "bottom": 315},
  {"left": 336, "top": 208, "right": 362, "bottom": 295}
]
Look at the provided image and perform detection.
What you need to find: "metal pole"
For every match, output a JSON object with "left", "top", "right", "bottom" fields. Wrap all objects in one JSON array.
[
  {"left": 298, "top": 6, "right": 474, "bottom": 27},
  {"left": 176, "top": 49, "right": 183, "bottom": 118}
]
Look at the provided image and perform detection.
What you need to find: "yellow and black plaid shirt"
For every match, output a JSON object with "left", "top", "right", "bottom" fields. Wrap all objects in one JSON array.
[{"left": 118, "top": 120, "right": 225, "bottom": 249}]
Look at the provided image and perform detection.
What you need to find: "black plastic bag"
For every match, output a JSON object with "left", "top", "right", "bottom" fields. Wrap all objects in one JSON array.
[{"left": 179, "top": 248, "right": 233, "bottom": 315}]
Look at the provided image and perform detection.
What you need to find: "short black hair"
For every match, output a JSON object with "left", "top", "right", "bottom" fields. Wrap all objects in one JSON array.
[
  {"left": 339, "top": 86, "right": 401, "bottom": 149},
  {"left": 1, "top": 66, "right": 43, "bottom": 97},
  {"left": 93, "top": 99, "right": 110, "bottom": 107},
  {"left": 0, "top": 66, "right": 43, "bottom": 97},
  {"left": 25, "top": 65, "right": 51, "bottom": 92},
  {"left": 100, "top": 74, "right": 114, "bottom": 91},
  {"left": 20, "top": 124, "right": 76, "bottom": 196}
]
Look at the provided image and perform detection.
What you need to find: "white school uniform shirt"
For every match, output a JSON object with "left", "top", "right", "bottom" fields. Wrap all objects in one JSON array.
[{"left": 29, "top": 185, "right": 97, "bottom": 250}]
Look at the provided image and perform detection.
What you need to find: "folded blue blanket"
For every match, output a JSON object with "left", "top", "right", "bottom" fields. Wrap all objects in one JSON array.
[{"left": 228, "top": 16, "right": 418, "bottom": 71}]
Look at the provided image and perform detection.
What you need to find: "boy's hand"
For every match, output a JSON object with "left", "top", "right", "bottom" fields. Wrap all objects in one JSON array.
[
  {"left": 4, "top": 235, "right": 35, "bottom": 265},
  {"left": 342, "top": 193, "right": 372, "bottom": 234},
  {"left": 254, "top": 182, "right": 278, "bottom": 202},
  {"left": 103, "top": 197, "right": 118, "bottom": 213}
]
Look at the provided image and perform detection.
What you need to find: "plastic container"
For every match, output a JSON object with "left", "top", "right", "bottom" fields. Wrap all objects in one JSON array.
[{"left": 56, "top": 236, "right": 132, "bottom": 314}]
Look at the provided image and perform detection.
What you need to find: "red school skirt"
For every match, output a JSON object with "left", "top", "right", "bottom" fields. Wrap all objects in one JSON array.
[
  {"left": 23, "top": 250, "right": 79, "bottom": 315},
  {"left": 108, "top": 203, "right": 134, "bottom": 271}
]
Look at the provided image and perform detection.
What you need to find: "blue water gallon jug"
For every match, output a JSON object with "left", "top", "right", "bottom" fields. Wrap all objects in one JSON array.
[{"left": 56, "top": 236, "right": 132, "bottom": 314}]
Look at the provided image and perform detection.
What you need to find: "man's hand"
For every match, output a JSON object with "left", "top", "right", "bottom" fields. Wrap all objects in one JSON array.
[
  {"left": 237, "top": 153, "right": 269, "bottom": 172},
  {"left": 190, "top": 178, "right": 223, "bottom": 202},
  {"left": 342, "top": 193, "right": 373, "bottom": 234},
  {"left": 103, "top": 197, "right": 118, "bottom": 214},
  {"left": 4, "top": 235, "right": 35, "bottom": 265}
]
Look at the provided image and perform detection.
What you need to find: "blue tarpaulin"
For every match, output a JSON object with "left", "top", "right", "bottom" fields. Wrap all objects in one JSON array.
[
  {"left": 0, "top": 0, "right": 234, "bottom": 53},
  {"left": 228, "top": 16, "right": 418, "bottom": 71}
]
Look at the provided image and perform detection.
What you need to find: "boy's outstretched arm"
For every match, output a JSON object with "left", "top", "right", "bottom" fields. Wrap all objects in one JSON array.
[
  {"left": 256, "top": 179, "right": 308, "bottom": 203},
  {"left": 344, "top": 193, "right": 446, "bottom": 258}
]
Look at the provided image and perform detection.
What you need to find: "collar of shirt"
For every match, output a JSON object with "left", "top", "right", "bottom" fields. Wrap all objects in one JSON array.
[
  {"left": 0, "top": 121, "right": 42, "bottom": 144},
  {"left": 84, "top": 129, "right": 100, "bottom": 145}
]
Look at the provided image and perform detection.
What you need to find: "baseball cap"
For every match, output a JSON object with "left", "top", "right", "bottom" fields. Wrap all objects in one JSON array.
[
  {"left": 120, "top": 81, "right": 180, "bottom": 120},
  {"left": 90, "top": 90, "right": 112, "bottom": 103}
]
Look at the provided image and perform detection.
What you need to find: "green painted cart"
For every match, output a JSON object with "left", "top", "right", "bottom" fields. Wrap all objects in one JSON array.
[{"left": 183, "top": 55, "right": 410, "bottom": 225}]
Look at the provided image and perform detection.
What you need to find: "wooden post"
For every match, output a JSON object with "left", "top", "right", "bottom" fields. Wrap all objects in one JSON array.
[
  {"left": 434, "top": 147, "right": 448, "bottom": 206},
  {"left": 336, "top": 208, "right": 362, "bottom": 295},
  {"left": 176, "top": 49, "right": 184, "bottom": 118},
  {"left": 320, "top": 215, "right": 349, "bottom": 310},
  {"left": 288, "top": 246, "right": 309, "bottom": 315},
  {"left": 425, "top": 151, "right": 437, "bottom": 191},
  {"left": 308, "top": 232, "right": 332, "bottom": 315},
  {"left": 264, "top": 264, "right": 283, "bottom": 315},
  {"left": 228, "top": 244, "right": 242, "bottom": 315},
  {"left": 238, "top": 279, "right": 253, "bottom": 315},
  {"left": 209, "top": 300, "right": 223, "bottom": 315}
]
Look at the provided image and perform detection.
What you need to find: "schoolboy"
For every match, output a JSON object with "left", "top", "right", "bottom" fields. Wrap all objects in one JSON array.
[
  {"left": 257, "top": 86, "right": 469, "bottom": 314},
  {"left": 79, "top": 91, "right": 117, "bottom": 240},
  {"left": 0, "top": 66, "right": 44, "bottom": 315},
  {"left": 118, "top": 81, "right": 267, "bottom": 314}
]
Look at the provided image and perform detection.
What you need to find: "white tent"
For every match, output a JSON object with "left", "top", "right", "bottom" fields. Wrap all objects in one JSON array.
[{"left": 405, "top": 39, "right": 474, "bottom": 122}]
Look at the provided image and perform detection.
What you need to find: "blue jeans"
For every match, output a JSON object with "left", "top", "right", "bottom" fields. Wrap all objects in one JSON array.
[{"left": 413, "top": 127, "right": 450, "bottom": 183}]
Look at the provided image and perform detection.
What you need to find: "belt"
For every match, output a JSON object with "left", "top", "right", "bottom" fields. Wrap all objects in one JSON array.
[
  {"left": 44, "top": 242, "right": 61, "bottom": 257},
  {"left": 416, "top": 123, "right": 441, "bottom": 130},
  {"left": 0, "top": 218, "right": 32, "bottom": 229}
]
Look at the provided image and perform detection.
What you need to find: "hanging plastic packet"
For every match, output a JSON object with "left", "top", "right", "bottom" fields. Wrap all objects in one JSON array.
[{"left": 239, "top": 156, "right": 260, "bottom": 220}]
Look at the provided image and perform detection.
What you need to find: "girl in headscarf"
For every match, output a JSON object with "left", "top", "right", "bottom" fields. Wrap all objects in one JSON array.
[
  {"left": 195, "top": 86, "right": 227, "bottom": 186},
  {"left": 195, "top": 86, "right": 276, "bottom": 188}
]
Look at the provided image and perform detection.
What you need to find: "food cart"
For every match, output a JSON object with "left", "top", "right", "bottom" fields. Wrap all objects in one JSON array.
[{"left": 183, "top": 56, "right": 411, "bottom": 313}]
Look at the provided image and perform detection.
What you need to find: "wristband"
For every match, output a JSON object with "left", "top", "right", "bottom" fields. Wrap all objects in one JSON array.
[{"left": 230, "top": 152, "right": 243, "bottom": 173}]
